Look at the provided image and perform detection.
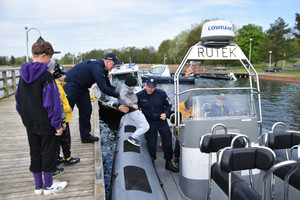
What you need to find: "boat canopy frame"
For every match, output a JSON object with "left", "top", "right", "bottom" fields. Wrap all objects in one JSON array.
[{"left": 173, "top": 42, "right": 262, "bottom": 132}]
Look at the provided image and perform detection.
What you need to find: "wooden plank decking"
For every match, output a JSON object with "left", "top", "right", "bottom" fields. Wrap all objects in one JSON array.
[{"left": 0, "top": 93, "right": 105, "bottom": 200}]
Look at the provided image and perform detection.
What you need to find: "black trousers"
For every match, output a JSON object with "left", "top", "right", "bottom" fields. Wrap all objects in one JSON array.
[
  {"left": 144, "top": 120, "right": 173, "bottom": 160},
  {"left": 57, "top": 122, "right": 71, "bottom": 159},
  {"left": 64, "top": 86, "right": 92, "bottom": 140},
  {"left": 27, "top": 133, "right": 58, "bottom": 172}
]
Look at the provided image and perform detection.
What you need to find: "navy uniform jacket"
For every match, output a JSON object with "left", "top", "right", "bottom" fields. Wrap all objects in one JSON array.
[
  {"left": 210, "top": 103, "right": 229, "bottom": 117},
  {"left": 137, "top": 89, "right": 172, "bottom": 121},
  {"left": 65, "top": 59, "right": 119, "bottom": 98}
]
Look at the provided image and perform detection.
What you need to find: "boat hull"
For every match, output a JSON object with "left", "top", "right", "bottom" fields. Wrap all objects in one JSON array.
[{"left": 142, "top": 75, "right": 195, "bottom": 84}]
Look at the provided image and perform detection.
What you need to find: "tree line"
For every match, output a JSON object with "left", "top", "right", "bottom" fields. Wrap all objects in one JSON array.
[{"left": 1, "top": 14, "right": 300, "bottom": 67}]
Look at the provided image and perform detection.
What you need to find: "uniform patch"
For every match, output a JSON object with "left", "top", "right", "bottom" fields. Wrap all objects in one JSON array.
[{"left": 166, "top": 97, "right": 172, "bottom": 105}]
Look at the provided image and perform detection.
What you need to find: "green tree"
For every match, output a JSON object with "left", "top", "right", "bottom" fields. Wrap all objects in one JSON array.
[
  {"left": 236, "top": 24, "right": 265, "bottom": 63},
  {"left": 168, "top": 30, "right": 189, "bottom": 64},
  {"left": 294, "top": 13, "right": 300, "bottom": 39},
  {"left": 157, "top": 40, "right": 172, "bottom": 64},
  {"left": 9, "top": 56, "right": 16, "bottom": 65},
  {"left": 60, "top": 52, "right": 73, "bottom": 64},
  {"left": 259, "top": 17, "right": 291, "bottom": 67},
  {"left": 185, "top": 23, "right": 203, "bottom": 53},
  {"left": 0, "top": 56, "right": 7, "bottom": 65}
]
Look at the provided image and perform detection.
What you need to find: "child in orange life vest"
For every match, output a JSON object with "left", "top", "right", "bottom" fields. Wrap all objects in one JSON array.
[{"left": 53, "top": 63, "right": 80, "bottom": 166}]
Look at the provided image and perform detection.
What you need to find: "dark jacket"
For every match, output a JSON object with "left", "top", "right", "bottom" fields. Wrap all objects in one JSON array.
[
  {"left": 210, "top": 103, "right": 229, "bottom": 117},
  {"left": 64, "top": 59, "right": 119, "bottom": 98},
  {"left": 15, "top": 62, "right": 62, "bottom": 135},
  {"left": 137, "top": 89, "right": 172, "bottom": 121}
]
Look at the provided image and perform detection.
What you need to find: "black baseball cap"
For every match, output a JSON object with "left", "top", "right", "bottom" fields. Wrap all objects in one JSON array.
[
  {"left": 146, "top": 76, "right": 157, "bottom": 87},
  {"left": 104, "top": 53, "right": 121, "bottom": 65}
]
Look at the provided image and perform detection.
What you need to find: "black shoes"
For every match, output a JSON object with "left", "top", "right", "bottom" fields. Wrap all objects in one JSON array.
[
  {"left": 64, "top": 157, "right": 80, "bottom": 166},
  {"left": 56, "top": 157, "right": 64, "bottom": 166},
  {"left": 172, "top": 157, "right": 179, "bottom": 168},
  {"left": 81, "top": 135, "right": 99, "bottom": 143},
  {"left": 165, "top": 158, "right": 179, "bottom": 172}
]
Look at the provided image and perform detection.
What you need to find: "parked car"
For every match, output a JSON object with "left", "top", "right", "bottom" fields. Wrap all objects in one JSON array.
[
  {"left": 212, "top": 66, "right": 226, "bottom": 70},
  {"left": 263, "top": 67, "right": 282, "bottom": 72},
  {"left": 293, "top": 64, "right": 300, "bottom": 67}
]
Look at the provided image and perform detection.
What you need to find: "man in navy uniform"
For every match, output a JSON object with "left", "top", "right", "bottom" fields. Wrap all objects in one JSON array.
[
  {"left": 64, "top": 53, "right": 123, "bottom": 143},
  {"left": 137, "top": 77, "right": 178, "bottom": 172}
]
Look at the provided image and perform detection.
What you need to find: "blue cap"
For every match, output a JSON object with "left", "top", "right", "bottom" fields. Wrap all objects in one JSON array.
[
  {"left": 146, "top": 76, "right": 157, "bottom": 87},
  {"left": 104, "top": 53, "right": 121, "bottom": 65}
]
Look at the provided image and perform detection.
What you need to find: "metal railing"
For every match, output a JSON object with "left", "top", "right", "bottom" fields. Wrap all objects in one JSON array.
[{"left": 0, "top": 67, "right": 21, "bottom": 99}]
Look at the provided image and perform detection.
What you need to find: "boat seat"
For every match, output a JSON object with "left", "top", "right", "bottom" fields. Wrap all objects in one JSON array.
[
  {"left": 212, "top": 146, "right": 275, "bottom": 200},
  {"left": 274, "top": 156, "right": 300, "bottom": 191},
  {"left": 200, "top": 134, "right": 245, "bottom": 153},
  {"left": 263, "top": 131, "right": 300, "bottom": 191},
  {"left": 211, "top": 163, "right": 260, "bottom": 200},
  {"left": 199, "top": 131, "right": 247, "bottom": 200},
  {"left": 202, "top": 103, "right": 211, "bottom": 117},
  {"left": 266, "top": 132, "right": 300, "bottom": 150}
]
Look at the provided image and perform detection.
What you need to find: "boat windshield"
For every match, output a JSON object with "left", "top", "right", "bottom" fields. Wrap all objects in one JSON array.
[
  {"left": 150, "top": 65, "right": 165, "bottom": 74},
  {"left": 111, "top": 72, "right": 139, "bottom": 86},
  {"left": 180, "top": 94, "right": 256, "bottom": 120}
]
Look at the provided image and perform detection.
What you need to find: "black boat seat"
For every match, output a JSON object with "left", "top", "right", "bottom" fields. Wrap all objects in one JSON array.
[
  {"left": 274, "top": 157, "right": 300, "bottom": 190},
  {"left": 267, "top": 132, "right": 300, "bottom": 150},
  {"left": 265, "top": 132, "right": 300, "bottom": 190},
  {"left": 199, "top": 132, "right": 248, "bottom": 200},
  {"left": 212, "top": 147, "right": 275, "bottom": 200},
  {"left": 211, "top": 162, "right": 260, "bottom": 199},
  {"left": 200, "top": 134, "right": 245, "bottom": 153}
]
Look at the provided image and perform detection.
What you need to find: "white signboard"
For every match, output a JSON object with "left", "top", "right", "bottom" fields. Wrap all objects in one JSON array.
[{"left": 187, "top": 43, "right": 247, "bottom": 60}]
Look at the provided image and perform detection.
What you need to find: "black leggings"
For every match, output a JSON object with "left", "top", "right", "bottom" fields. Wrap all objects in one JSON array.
[{"left": 57, "top": 122, "right": 71, "bottom": 159}]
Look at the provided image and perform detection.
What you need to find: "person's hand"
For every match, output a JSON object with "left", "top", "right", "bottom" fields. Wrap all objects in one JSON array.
[
  {"left": 160, "top": 113, "right": 167, "bottom": 120},
  {"left": 61, "top": 123, "right": 66, "bottom": 130},
  {"left": 118, "top": 104, "right": 129, "bottom": 113},
  {"left": 55, "top": 127, "right": 63, "bottom": 136},
  {"left": 132, "top": 104, "right": 138, "bottom": 110}
]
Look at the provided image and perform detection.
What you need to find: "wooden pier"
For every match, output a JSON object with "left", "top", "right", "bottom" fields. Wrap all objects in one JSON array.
[{"left": 0, "top": 90, "right": 105, "bottom": 199}]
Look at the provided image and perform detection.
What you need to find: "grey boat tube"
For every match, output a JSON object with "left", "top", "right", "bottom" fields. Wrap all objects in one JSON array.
[{"left": 110, "top": 114, "right": 167, "bottom": 200}]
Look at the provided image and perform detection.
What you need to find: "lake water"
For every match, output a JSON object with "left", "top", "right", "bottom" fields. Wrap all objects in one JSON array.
[{"left": 99, "top": 77, "right": 300, "bottom": 197}]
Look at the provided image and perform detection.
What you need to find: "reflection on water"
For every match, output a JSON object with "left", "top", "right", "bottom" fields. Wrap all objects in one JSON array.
[
  {"left": 99, "top": 118, "right": 117, "bottom": 197},
  {"left": 99, "top": 108, "right": 122, "bottom": 198},
  {"left": 259, "top": 80, "right": 300, "bottom": 130},
  {"left": 99, "top": 77, "right": 300, "bottom": 198}
]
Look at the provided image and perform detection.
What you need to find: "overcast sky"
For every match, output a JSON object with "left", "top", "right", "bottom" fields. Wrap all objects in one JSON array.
[{"left": 0, "top": 0, "right": 299, "bottom": 59}]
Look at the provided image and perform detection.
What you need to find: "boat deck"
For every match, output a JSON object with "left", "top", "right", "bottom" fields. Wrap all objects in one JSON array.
[
  {"left": 155, "top": 151, "right": 231, "bottom": 200},
  {"left": 155, "top": 152, "right": 183, "bottom": 200}
]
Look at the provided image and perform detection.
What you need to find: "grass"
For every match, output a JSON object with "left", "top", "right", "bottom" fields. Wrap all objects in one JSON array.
[
  {"left": 234, "top": 58, "right": 300, "bottom": 76},
  {"left": 275, "top": 71, "right": 300, "bottom": 76}
]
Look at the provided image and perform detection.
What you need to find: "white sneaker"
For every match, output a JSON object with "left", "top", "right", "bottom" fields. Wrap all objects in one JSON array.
[
  {"left": 34, "top": 187, "right": 43, "bottom": 195},
  {"left": 43, "top": 180, "right": 67, "bottom": 195}
]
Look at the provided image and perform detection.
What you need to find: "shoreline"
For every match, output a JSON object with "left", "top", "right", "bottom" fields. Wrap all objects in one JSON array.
[{"left": 257, "top": 73, "right": 300, "bottom": 84}]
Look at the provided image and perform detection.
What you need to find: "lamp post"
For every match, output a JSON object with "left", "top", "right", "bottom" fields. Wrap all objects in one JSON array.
[
  {"left": 249, "top": 38, "right": 252, "bottom": 63},
  {"left": 269, "top": 51, "right": 272, "bottom": 68},
  {"left": 283, "top": 51, "right": 286, "bottom": 68},
  {"left": 25, "top": 26, "right": 41, "bottom": 62},
  {"left": 163, "top": 53, "right": 167, "bottom": 64}
]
